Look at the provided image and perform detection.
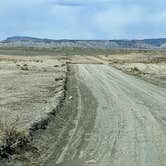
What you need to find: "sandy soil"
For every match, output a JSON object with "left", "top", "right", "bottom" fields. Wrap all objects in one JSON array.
[
  {"left": 113, "top": 62, "right": 166, "bottom": 87},
  {"left": 0, "top": 55, "right": 66, "bottom": 143}
]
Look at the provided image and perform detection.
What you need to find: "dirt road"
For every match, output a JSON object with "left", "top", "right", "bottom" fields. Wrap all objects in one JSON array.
[
  {"left": 3, "top": 64, "right": 166, "bottom": 166},
  {"left": 72, "top": 64, "right": 166, "bottom": 166},
  {"left": 37, "top": 64, "right": 166, "bottom": 166}
]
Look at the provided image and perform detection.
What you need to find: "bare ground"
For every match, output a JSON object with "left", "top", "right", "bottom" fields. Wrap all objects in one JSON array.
[
  {"left": 112, "top": 63, "right": 166, "bottom": 88},
  {"left": 0, "top": 55, "right": 66, "bottom": 146},
  {"left": 1, "top": 52, "right": 166, "bottom": 166}
]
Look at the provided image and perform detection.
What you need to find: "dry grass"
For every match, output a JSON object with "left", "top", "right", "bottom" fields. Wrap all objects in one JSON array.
[
  {"left": 20, "top": 65, "right": 29, "bottom": 71},
  {"left": 0, "top": 119, "right": 38, "bottom": 161},
  {"left": 130, "top": 67, "right": 143, "bottom": 74}
]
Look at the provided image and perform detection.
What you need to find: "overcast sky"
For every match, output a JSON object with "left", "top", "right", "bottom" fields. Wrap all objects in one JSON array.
[{"left": 0, "top": 0, "right": 166, "bottom": 40}]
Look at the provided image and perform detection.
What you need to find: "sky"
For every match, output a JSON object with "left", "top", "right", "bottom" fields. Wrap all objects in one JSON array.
[{"left": 0, "top": 0, "right": 166, "bottom": 40}]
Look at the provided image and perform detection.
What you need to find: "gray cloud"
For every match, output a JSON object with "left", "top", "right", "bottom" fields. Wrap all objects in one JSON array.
[{"left": 49, "top": 0, "right": 112, "bottom": 7}]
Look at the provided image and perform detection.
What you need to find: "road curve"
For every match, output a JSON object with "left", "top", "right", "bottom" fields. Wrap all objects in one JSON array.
[
  {"left": 1, "top": 64, "right": 166, "bottom": 166},
  {"left": 55, "top": 64, "right": 166, "bottom": 166}
]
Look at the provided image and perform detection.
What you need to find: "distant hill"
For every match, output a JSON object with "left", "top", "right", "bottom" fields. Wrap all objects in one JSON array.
[{"left": 0, "top": 36, "right": 166, "bottom": 49}]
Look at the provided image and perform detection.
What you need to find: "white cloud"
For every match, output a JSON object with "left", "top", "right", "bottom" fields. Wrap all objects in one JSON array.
[{"left": 0, "top": 0, "right": 166, "bottom": 39}]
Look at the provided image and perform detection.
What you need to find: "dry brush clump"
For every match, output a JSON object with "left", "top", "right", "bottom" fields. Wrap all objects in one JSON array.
[
  {"left": 16, "top": 63, "right": 29, "bottom": 71},
  {"left": 0, "top": 119, "right": 38, "bottom": 161},
  {"left": 131, "top": 67, "right": 140, "bottom": 73},
  {"left": 130, "top": 67, "right": 145, "bottom": 75},
  {"left": 20, "top": 65, "right": 29, "bottom": 71}
]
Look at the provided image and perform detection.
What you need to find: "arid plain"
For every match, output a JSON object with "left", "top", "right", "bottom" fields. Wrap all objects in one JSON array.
[{"left": 0, "top": 49, "right": 166, "bottom": 166}]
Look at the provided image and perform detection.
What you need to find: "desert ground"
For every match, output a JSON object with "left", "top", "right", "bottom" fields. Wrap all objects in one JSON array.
[
  {"left": 0, "top": 48, "right": 166, "bottom": 166},
  {"left": 0, "top": 55, "right": 66, "bottom": 146}
]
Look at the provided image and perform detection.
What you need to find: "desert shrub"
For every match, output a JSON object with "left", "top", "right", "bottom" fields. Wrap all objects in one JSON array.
[
  {"left": 17, "top": 64, "right": 29, "bottom": 71},
  {"left": 55, "top": 77, "right": 64, "bottom": 81},
  {"left": 20, "top": 66, "right": 29, "bottom": 71},
  {"left": 61, "top": 63, "right": 66, "bottom": 67},
  {"left": 131, "top": 67, "right": 140, "bottom": 73},
  {"left": 16, "top": 64, "right": 20, "bottom": 67},
  {"left": 54, "top": 64, "right": 59, "bottom": 67},
  {"left": 35, "top": 60, "right": 42, "bottom": 63},
  {"left": 0, "top": 119, "right": 37, "bottom": 161}
]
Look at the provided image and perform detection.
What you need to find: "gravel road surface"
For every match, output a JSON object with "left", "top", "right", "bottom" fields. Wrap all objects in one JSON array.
[{"left": 66, "top": 64, "right": 166, "bottom": 166}]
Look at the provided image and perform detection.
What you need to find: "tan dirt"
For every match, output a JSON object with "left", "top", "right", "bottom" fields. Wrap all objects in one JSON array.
[{"left": 0, "top": 55, "right": 66, "bottom": 144}]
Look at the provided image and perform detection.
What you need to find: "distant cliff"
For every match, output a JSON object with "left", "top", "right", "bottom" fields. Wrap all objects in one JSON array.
[{"left": 1, "top": 36, "right": 166, "bottom": 49}]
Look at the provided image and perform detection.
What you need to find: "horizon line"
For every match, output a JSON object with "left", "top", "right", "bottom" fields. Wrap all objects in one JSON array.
[{"left": 1, "top": 36, "right": 166, "bottom": 41}]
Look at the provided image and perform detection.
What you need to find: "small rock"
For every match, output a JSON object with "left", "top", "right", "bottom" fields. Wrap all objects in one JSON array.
[
  {"left": 84, "top": 160, "right": 96, "bottom": 164},
  {"left": 69, "top": 96, "right": 73, "bottom": 100},
  {"left": 44, "top": 100, "right": 47, "bottom": 104}
]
